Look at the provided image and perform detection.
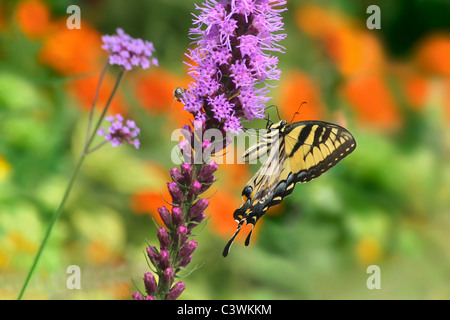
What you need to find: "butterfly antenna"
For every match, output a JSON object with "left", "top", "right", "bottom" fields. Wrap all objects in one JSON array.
[
  {"left": 289, "top": 101, "right": 307, "bottom": 124},
  {"left": 265, "top": 104, "right": 281, "bottom": 122}
]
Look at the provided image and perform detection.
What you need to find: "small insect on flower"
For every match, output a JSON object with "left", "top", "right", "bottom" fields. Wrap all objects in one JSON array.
[{"left": 97, "top": 114, "right": 141, "bottom": 149}]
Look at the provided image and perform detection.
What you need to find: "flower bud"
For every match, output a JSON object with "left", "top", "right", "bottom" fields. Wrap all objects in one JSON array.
[
  {"left": 167, "top": 182, "right": 183, "bottom": 204},
  {"left": 157, "top": 227, "right": 170, "bottom": 251},
  {"left": 169, "top": 167, "right": 183, "bottom": 183},
  {"left": 162, "top": 267, "right": 175, "bottom": 287},
  {"left": 188, "top": 181, "right": 202, "bottom": 200},
  {"left": 199, "top": 175, "right": 216, "bottom": 193},
  {"left": 174, "top": 225, "right": 188, "bottom": 247},
  {"left": 157, "top": 206, "right": 171, "bottom": 228},
  {"left": 190, "top": 198, "right": 209, "bottom": 218},
  {"left": 181, "top": 125, "right": 194, "bottom": 143},
  {"left": 178, "top": 140, "right": 192, "bottom": 164},
  {"left": 143, "top": 272, "right": 157, "bottom": 295},
  {"left": 201, "top": 141, "right": 213, "bottom": 162},
  {"left": 146, "top": 245, "right": 159, "bottom": 267},
  {"left": 171, "top": 207, "right": 184, "bottom": 227},
  {"left": 188, "top": 212, "right": 206, "bottom": 230},
  {"left": 197, "top": 161, "right": 218, "bottom": 181},
  {"left": 132, "top": 292, "right": 144, "bottom": 300},
  {"left": 178, "top": 255, "right": 192, "bottom": 268},
  {"left": 181, "top": 163, "right": 193, "bottom": 184},
  {"left": 167, "top": 281, "right": 185, "bottom": 300},
  {"left": 179, "top": 240, "right": 198, "bottom": 260},
  {"left": 159, "top": 250, "right": 170, "bottom": 270}
]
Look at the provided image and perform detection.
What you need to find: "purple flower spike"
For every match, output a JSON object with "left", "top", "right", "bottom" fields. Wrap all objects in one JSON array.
[
  {"left": 98, "top": 114, "right": 140, "bottom": 149},
  {"left": 134, "top": 0, "right": 287, "bottom": 300},
  {"left": 102, "top": 28, "right": 158, "bottom": 70},
  {"left": 180, "top": 0, "right": 287, "bottom": 133}
]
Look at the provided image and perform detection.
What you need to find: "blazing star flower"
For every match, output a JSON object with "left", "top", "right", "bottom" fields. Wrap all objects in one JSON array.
[
  {"left": 101, "top": 28, "right": 158, "bottom": 70},
  {"left": 97, "top": 114, "right": 140, "bottom": 149},
  {"left": 180, "top": 0, "right": 287, "bottom": 133},
  {"left": 133, "top": 0, "right": 286, "bottom": 301}
]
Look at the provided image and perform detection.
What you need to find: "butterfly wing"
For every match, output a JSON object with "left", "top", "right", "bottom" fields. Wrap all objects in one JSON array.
[
  {"left": 223, "top": 120, "right": 356, "bottom": 257},
  {"left": 283, "top": 121, "right": 356, "bottom": 183}
]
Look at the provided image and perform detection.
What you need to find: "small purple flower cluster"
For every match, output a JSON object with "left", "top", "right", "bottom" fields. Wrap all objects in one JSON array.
[
  {"left": 133, "top": 155, "right": 218, "bottom": 300},
  {"left": 180, "top": 0, "right": 287, "bottom": 133},
  {"left": 101, "top": 28, "right": 158, "bottom": 70},
  {"left": 97, "top": 114, "right": 140, "bottom": 149}
]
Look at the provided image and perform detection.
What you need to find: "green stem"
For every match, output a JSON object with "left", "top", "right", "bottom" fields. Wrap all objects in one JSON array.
[
  {"left": 85, "top": 61, "right": 109, "bottom": 148},
  {"left": 17, "top": 153, "right": 86, "bottom": 300},
  {"left": 17, "top": 67, "right": 125, "bottom": 300},
  {"left": 86, "top": 68, "right": 125, "bottom": 151}
]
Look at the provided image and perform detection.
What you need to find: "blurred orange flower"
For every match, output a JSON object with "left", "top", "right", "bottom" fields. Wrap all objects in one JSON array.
[
  {"left": 39, "top": 20, "right": 104, "bottom": 75},
  {"left": 296, "top": 4, "right": 385, "bottom": 78},
  {"left": 217, "top": 162, "right": 251, "bottom": 192},
  {"left": 342, "top": 75, "right": 402, "bottom": 129},
  {"left": 278, "top": 70, "right": 326, "bottom": 121},
  {"left": 393, "top": 64, "right": 430, "bottom": 111},
  {"left": 15, "top": 0, "right": 51, "bottom": 39},
  {"left": 415, "top": 33, "right": 450, "bottom": 76}
]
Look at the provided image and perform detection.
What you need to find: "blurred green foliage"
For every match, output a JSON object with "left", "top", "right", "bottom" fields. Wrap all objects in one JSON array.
[{"left": 0, "top": 0, "right": 449, "bottom": 299}]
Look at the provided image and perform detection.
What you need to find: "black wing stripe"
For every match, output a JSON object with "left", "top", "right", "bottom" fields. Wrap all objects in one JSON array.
[
  {"left": 313, "top": 125, "right": 325, "bottom": 146},
  {"left": 320, "top": 126, "right": 331, "bottom": 144},
  {"left": 289, "top": 124, "right": 312, "bottom": 157}
]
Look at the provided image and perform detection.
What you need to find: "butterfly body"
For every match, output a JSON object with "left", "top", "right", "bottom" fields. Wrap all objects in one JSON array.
[{"left": 223, "top": 120, "right": 356, "bottom": 257}]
